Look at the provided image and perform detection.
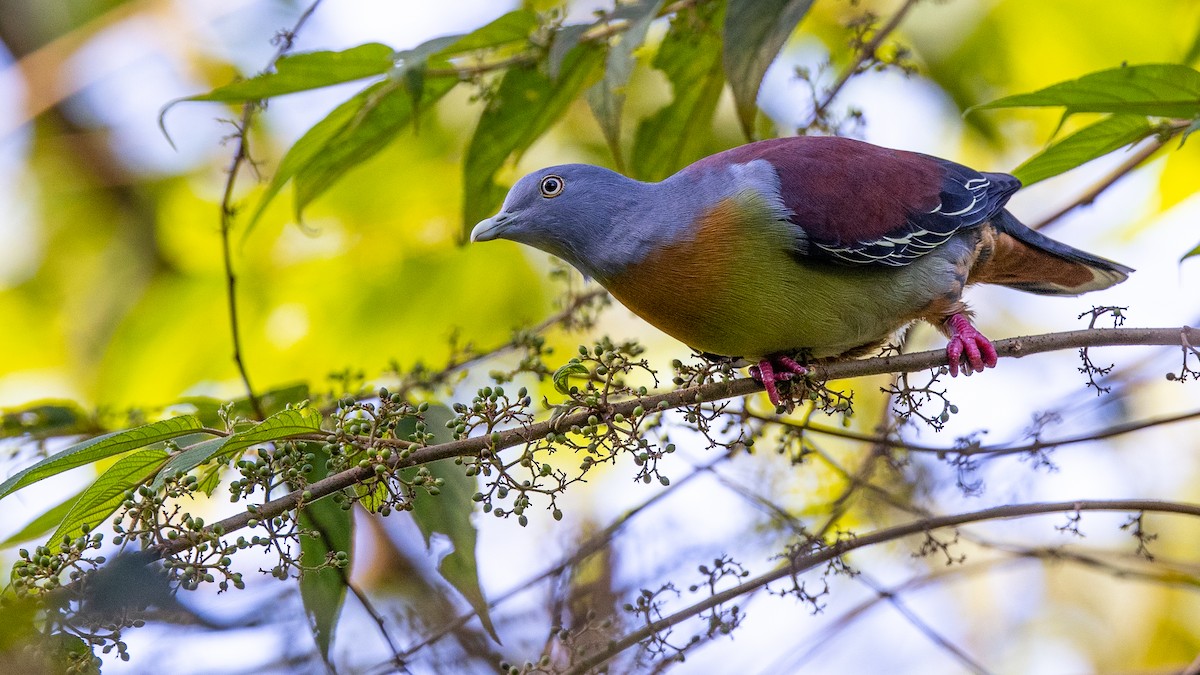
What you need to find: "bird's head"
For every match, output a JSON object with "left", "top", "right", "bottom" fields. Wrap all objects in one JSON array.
[{"left": 470, "top": 164, "right": 648, "bottom": 278}]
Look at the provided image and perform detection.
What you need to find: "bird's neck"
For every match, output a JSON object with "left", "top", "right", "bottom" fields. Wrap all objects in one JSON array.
[{"left": 568, "top": 177, "right": 705, "bottom": 281}]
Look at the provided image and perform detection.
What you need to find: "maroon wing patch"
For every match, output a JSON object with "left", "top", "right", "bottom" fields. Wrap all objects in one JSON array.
[{"left": 686, "top": 137, "right": 1021, "bottom": 267}]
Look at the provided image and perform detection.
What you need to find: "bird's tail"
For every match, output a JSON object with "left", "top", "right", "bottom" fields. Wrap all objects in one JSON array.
[{"left": 975, "top": 210, "right": 1133, "bottom": 296}]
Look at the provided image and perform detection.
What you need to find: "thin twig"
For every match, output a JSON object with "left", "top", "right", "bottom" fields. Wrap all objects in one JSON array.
[
  {"left": 561, "top": 498, "right": 1200, "bottom": 675},
  {"left": 392, "top": 450, "right": 734, "bottom": 665},
  {"left": 217, "top": 0, "right": 324, "bottom": 421},
  {"left": 808, "top": 0, "right": 922, "bottom": 126},
  {"left": 1030, "top": 138, "right": 1168, "bottom": 231},
  {"left": 746, "top": 407, "right": 1200, "bottom": 459}
]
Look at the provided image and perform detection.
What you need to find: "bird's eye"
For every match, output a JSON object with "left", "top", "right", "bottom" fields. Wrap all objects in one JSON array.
[{"left": 540, "top": 175, "right": 565, "bottom": 198}]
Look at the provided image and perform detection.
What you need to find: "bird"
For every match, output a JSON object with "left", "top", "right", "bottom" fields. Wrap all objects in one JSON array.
[{"left": 470, "top": 136, "right": 1132, "bottom": 407}]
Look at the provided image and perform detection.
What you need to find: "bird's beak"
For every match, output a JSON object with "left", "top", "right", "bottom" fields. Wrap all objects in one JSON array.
[{"left": 470, "top": 213, "right": 510, "bottom": 242}]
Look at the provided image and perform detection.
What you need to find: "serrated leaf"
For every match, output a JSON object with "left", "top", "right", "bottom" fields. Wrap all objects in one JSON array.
[
  {"left": 182, "top": 43, "right": 396, "bottom": 104},
  {"left": 1013, "top": 114, "right": 1156, "bottom": 186},
  {"left": 150, "top": 437, "right": 229, "bottom": 491},
  {"left": 973, "top": 64, "right": 1200, "bottom": 119},
  {"left": 552, "top": 362, "right": 590, "bottom": 395},
  {"left": 723, "top": 0, "right": 814, "bottom": 140},
  {"left": 631, "top": 3, "right": 726, "bottom": 181},
  {"left": 462, "top": 44, "right": 604, "bottom": 237},
  {"left": 0, "top": 489, "right": 85, "bottom": 547},
  {"left": 298, "top": 443, "right": 351, "bottom": 659},
  {"left": 46, "top": 448, "right": 169, "bottom": 553},
  {"left": 222, "top": 406, "right": 322, "bottom": 453},
  {"left": 587, "top": 0, "right": 664, "bottom": 169},
  {"left": 401, "top": 406, "right": 498, "bottom": 642},
  {"left": 0, "top": 416, "right": 202, "bottom": 502},
  {"left": 149, "top": 407, "right": 323, "bottom": 490}
]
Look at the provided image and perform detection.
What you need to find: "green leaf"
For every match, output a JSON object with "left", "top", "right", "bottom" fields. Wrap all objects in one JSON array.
[
  {"left": 552, "top": 362, "right": 589, "bottom": 395},
  {"left": 723, "top": 0, "right": 814, "bottom": 140},
  {"left": 447, "top": 9, "right": 539, "bottom": 53},
  {"left": 150, "top": 407, "right": 323, "bottom": 491},
  {"left": 631, "top": 3, "right": 726, "bottom": 181},
  {"left": 177, "top": 383, "right": 310, "bottom": 429},
  {"left": 185, "top": 44, "right": 396, "bottom": 104},
  {"left": 0, "top": 416, "right": 202, "bottom": 502},
  {"left": 974, "top": 64, "right": 1200, "bottom": 119},
  {"left": 1183, "top": 241, "right": 1200, "bottom": 261},
  {"left": 2, "top": 402, "right": 91, "bottom": 439},
  {"left": 586, "top": 0, "right": 664, "bottom": 169},
  {"left": 246, "top": 76, "right": 455, "bottom": 234},
  {"left": 549, "top": 23, "right": 592, "bottom": 80},
  {"left": 1013, "top": 114, "right": 1156, "bottom": 186},
  {"left": 461, "top": 44, "right": 604, "bottom": 237},
  {"left": 402, "top": 406, "right": 498, "bottom": 642},
  {"left": 293, "top": 76, "right": 459, "bottom": 219},
  {"left": 298, "top": 444, "right": 351, "bottom": 659},
  {"left": 0, "top": 489, "right": 85, "bottom": 547},
  {"left": 46, "top": 448, "right": 169, "bottom": 553},
  {"left": 149, "top": 437, "right": 229, "bottom": 491}
]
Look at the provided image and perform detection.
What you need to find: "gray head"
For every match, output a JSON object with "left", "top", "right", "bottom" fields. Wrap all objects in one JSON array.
[{"left": 470, "top": 164, "right": 655, "bottom": 279}]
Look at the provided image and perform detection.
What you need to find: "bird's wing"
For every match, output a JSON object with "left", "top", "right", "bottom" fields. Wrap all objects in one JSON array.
[{"left": 698, "top": 137, "right": 1021, "bottom": 267}]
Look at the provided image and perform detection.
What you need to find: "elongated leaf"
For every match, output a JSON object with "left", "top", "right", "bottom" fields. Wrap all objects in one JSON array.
[
  {"left": 587, "top": 0, "right": 664, "bottom": 168},
  {"left": 1013, "top": 114, "right": 1156, "bottom": 186},
  {"left": 447, "top": 9, "right": 539, "bottom": 53},
  {"left": 723, "top": 0, "right": 814, "bottom": 140},
  {"left": 293, "top": 77, "right": 458, "bottom": 217},
  {"left": 185, "top": 44, "right": 395, "bottom": 104},
  {"left": 975, "top": 64, "right": 1200, "bottom": 119},
  {"left": 298, "top": 444, "right": 351, "bottom": 659},
  {"left": 0, "top": 416, "right": 202, "bottom": 502},
  {"left": 1183, "top": 241, "right": 1200, "bottom": 261},
  {"left": 47, "top": 448, "right": 169, "bottom": 553},
  {"left": 632, "top": 3, "right": 726, "bottom": 181},
  {"left": 462, "top": 44, "right": 604, "bottom": 237},
  {"left": 224, "top": 407, "right": 323, "bottom": 454},
  {"left": 402, "top": 406, "right": 498, "bottom": 641},
  {"left": 0, "top": 489, "right": 85, "bottom": 547},
  {"left": 150, "top": 437, "right": 229, "bottom": 491},
  {"left": 150, "top": 407, "right": 323, "bottom": 490}
]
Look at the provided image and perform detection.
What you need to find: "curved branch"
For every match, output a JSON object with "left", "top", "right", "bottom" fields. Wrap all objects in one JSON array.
[{"left": 563, "top": 498, "right": 1200, "bottom": 675}]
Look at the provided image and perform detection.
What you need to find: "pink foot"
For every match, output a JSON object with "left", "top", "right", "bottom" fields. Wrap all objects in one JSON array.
[
  {"left": 944, "top": 313, "right": 998, "bottom": 377},
  {"left": 750, "top": 354, "right": 808, "bottom": 407}
]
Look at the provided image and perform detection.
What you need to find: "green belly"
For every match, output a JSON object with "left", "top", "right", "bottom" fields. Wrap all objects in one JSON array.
[{"left": 599, "top": 199, "right": 954, "bottom": 359}]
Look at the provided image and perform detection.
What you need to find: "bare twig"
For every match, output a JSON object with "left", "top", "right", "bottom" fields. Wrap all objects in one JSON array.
[
  {"left": 807, "top": 0, "right": 922, "bottom": 127},
  {"left": 562, "top": 498, "right": 1200, "bottom": 675},
  {"left": 218, "top": 0, "right": 324, "bottom": 420}
]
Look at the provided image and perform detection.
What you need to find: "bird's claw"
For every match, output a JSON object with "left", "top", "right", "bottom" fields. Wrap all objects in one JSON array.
[
  {"left": 945, "top": 313, "right": 998, "bottom": 377},
  {"left": 750, "top": 354, "right": 809, "bottom": 407}
]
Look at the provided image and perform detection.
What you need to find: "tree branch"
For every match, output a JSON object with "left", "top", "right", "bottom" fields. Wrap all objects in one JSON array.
[
  {"left": 156, "top": 324, "right": 1198, "bottom": 561},
  {"left": 563, "top": 498, "right": 1200, "bottom": 675}
]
